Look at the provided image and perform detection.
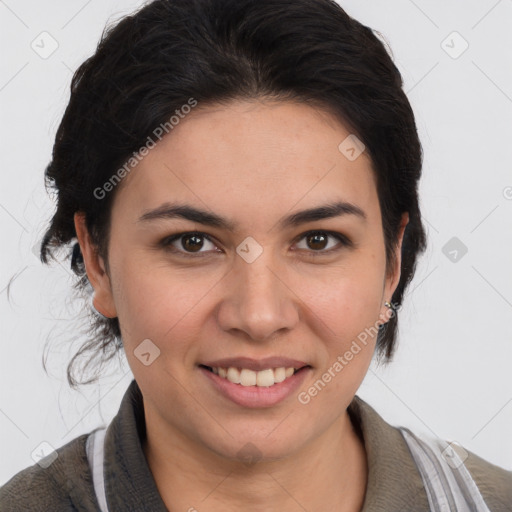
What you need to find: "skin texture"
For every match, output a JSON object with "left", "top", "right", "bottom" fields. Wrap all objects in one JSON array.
[{"left": 75, "top": 99, "right": 408, "bottom": 511}]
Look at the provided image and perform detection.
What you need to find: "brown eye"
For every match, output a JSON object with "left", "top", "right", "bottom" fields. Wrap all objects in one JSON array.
[
  {"left": 181, "top": 234, "right": 205, "bottom": 252},
  {"left": 294, "top": 230, "right": 351, "bottom": 255},
  {"left": 306, "top": 232, "right": 329, "bottom": 251},
  {"left": 161, "top": 232, "right": 219, "bottom": 255}
]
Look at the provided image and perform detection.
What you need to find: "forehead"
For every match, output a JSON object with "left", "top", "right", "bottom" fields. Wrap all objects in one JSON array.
[{"left": 114, "top": 100, "right": 379, "bottom": 227}]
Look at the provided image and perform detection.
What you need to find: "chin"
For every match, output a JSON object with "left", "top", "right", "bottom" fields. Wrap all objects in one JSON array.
[{"left": 197, "top": 422, "right": 314, "bottom": 466}]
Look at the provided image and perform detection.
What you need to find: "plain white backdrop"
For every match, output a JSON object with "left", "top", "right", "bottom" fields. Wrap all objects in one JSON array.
[{"left": 1, "top": 0, "right": 511, "bottom": 485}]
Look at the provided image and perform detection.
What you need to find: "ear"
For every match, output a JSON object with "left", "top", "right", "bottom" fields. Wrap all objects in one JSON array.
[
  {"left": 382, "top": 211, "right": 409, "bottom": 309},
  {"left": 74, "top": 212, "right": 117, "bottom": 318}
]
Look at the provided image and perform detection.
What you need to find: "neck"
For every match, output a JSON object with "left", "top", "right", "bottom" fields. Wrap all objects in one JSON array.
[{"left": 143, "top": 407, "right": 368, "bottom": 512}]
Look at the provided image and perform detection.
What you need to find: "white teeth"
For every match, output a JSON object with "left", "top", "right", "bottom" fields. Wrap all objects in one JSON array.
[
  {"left": 274, "top": 367, "right": 286, "bottom": 383},
  {"left": 210, "top": 366, "right": 299, "bottom": 387},
  {"left": 240, "top": 369, "right": 257, "bottom": 386},
  {"left": 256, "top": 368, "right": 274, "bottom": 387},
  {"left": 227, "top": 367, "right": 241, "bottom": 384}
]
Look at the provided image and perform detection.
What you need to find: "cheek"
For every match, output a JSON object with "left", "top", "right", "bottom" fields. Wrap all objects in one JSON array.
[
  {"left": 109, "top": 251, "right": 221, "bottom": 348},
  {"left": 298, "top": 268, "right": 382, "bottom": 405},
  {"left": 300, "top": 257, "right": 384, "bottom": 342}
]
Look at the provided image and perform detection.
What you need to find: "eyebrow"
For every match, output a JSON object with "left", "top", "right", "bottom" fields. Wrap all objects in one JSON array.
[{"left": 138, "top": 200, "right": 367, "bottom": 231}]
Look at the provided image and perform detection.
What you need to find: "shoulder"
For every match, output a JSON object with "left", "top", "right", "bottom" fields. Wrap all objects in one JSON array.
[
  {"left": 464, "top": 448, "right": 512, "bottom": 510},
  {"left": 0, "top": 433, "right": 99, "bottom": 512},
  {"left": 400, "top": 425, "right": 512, "bottom": 510},
  {"left": 349, "top": 396, "right": 512, "bottom": 510}
]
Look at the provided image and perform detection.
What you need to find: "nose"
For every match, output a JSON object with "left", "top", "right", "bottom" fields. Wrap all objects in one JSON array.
[{"left": 216, "top": 248, "right": 299, "bottom": 342}]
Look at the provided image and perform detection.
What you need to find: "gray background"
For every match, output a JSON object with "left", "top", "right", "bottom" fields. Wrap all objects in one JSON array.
[{"left": 1, "top": 0, "right": 511, "bottom": 483}]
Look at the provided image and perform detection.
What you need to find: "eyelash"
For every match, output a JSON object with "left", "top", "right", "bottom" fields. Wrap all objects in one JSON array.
[{"left": 160, "top": 230, "right": 352, "bottom": 258}]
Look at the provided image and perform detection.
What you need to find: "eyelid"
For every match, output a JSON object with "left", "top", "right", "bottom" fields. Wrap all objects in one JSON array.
[{"left": 160, "top": 230, "right": 352, "bottom": 256}]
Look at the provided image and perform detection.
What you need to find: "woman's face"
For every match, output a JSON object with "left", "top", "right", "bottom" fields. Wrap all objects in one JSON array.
[{"left": 78, "top": 99, "right": 407, "bottom": 461}]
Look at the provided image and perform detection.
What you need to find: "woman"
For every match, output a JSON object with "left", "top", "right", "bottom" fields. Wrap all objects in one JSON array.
[{"left": 1, "top": 0, "right": 510, "bottom": 510}]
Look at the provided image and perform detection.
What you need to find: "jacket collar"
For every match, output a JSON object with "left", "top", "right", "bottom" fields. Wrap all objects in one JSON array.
[
  {"left": 103, "top": 379, "right": 168, "bottom": 511},
  {"left": 348, "top": 396, "right": 428, "bottom": 511}
]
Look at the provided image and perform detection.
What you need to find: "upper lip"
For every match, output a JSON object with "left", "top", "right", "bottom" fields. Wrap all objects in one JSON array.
[{"left": 200, "top": 357, "right": 310, "bottom": 372}]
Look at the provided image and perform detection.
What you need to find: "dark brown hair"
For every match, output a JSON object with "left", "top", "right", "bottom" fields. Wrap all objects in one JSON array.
[{"left": 40, "top": 0, "right": 427, "bottom": 387}]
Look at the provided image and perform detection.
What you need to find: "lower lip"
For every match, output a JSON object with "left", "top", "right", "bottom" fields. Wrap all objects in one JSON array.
[{"left": 199, "top": 366, "right": 311, "bottom": 408}]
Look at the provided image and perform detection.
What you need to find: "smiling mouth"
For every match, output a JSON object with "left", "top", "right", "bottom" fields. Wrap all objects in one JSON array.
[{"left": 199, "top": 364, "right": 309, "bottom": 387}]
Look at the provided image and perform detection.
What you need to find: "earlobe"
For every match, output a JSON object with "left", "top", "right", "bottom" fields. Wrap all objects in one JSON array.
[{"left": 74, "top": 212, "right": 117, "bottom": 318}]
